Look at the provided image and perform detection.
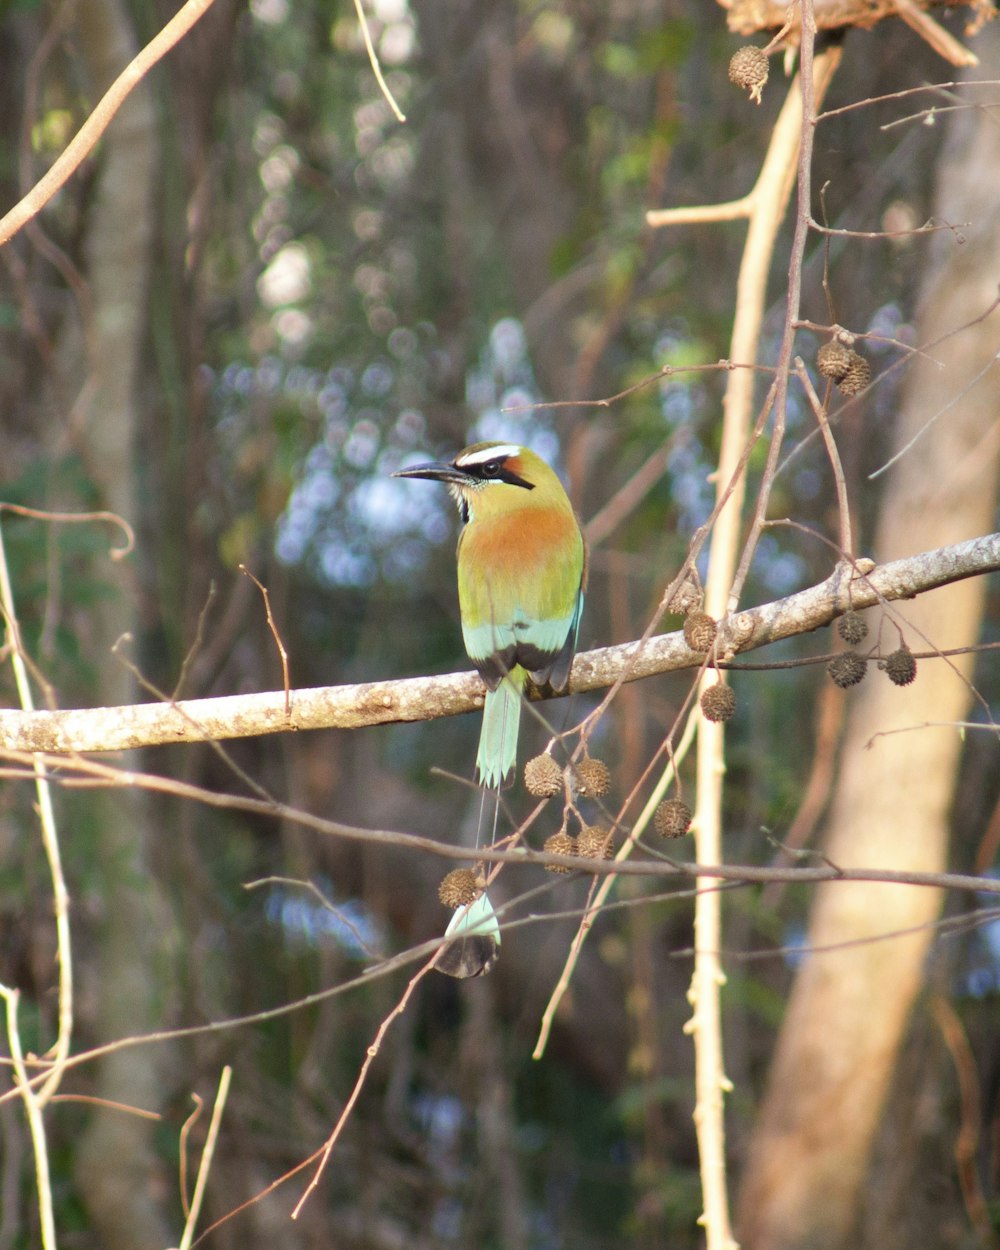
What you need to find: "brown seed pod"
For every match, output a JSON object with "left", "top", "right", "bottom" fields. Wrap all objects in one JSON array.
[
  {"left": 881, "top": 645, "right": 917, "bottom": 687},
  {"left": 837, "top": 352, "right": 871, "bottom": 396},
  {"left": 827, "top": 651, "right": 867, "bottom": 689},
  {"left": 668, "top": 572, "right": 703, "bottom": 616},
  {"left": 543, "top": 831, "right": 577, "bottom": 873},
  {"left": 438, "top": 868, "right": 478, "bottom": 909},
  {"left": 728, "top": 46, "right": 769, "bottom": 102},
  {"left": 684, "top": 611, "right": 718, "bottom": 653},
  {"left": 524, "top": 753, "right": 563, "bottom": 797},
  {"left": 701, "top": 683, "right": 737, "bottom": 723},
  {"left": 574, "top": 757, "right": 611, "bottom": 797},
  {"left": 654, "top": 798, "right": 693, "bottom": 839},
  {"left": 577, "top": 825, "right": 615, "bottom": 861},
  {"left": 817, "top": 339, "right": 852, "bottom": 382},
  {"left": 837, "top": 610, "right": 868, "bottom": 645}
]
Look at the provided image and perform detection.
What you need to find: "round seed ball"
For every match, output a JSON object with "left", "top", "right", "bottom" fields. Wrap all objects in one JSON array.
[
  {"left": 669, "top": 573, "right": 703, "bottom": 616},
  {"left": 577, "top": 825, "right": 614, "bottom": 861},
  {"left": 701, "top": 683, "right": 737, "bottom": 723},
  {"left": 574, "top": 757, "right": 611, "bottom": 797},
  {"left": 882, "top": 645, "right": 917, "bottom": 687},
  {"left": 543, "top": 831, "right": 577, "bottom": 873},
  {"left": 684, "top": 611, "right": 718, "bottom": 653},
  {"left": 828, "top": 651, "right": 867, "bottom": 689},
  {"left": 837, "top": 610, "right": 868, "bottom": 645},
  {"left": 525, "top": 753, "right": 563, "bottom": 797},
  {"left": 654, "top": 798, "right": 693, "bottom": 839},
  {"left": 438, "top": 868, "right": 478, "bottom": 909},
  {"left": 837, "top": 352, "right": 871, "bottom": 396},
  {"left": 728, "top": 46, "right": 769, "bottom": 101},
  {"left": 817, "top": 339, "right": 852, "bottom": 382}
]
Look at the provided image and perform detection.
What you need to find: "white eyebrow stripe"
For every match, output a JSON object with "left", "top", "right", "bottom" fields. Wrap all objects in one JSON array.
[{"left": 456, "top": 444, "right": 521, "bottom": 467}]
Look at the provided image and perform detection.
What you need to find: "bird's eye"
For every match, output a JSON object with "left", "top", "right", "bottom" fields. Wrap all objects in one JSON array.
[{"left": 481, "top": 460, "right": 501, "bottom": 478}]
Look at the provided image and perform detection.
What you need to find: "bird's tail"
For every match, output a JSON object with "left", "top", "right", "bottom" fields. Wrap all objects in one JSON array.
[{"left": 477, "top": 665, "right": 526, "bottom": 789}]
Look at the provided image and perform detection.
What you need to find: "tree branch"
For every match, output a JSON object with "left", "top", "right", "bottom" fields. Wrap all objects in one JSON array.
[{"left": 0, "top": 534, "right": 997, "bottom": 754}]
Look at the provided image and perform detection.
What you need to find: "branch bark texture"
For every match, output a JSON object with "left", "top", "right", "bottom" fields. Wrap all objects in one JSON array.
[{"left": 1, "top": 535, "right": 997, "bottom": 754}]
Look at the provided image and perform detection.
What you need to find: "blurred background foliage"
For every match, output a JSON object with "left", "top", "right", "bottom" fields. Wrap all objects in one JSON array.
[{"left": 0, "top": 0, "right": 998, "bottom": 1246}]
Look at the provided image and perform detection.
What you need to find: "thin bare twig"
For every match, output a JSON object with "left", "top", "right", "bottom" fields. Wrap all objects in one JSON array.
[
  {"left": 502, "top": 359, "right": 764, "bottom": 412},
  {"left": 0, "top": 987, "right": 57, "bottom": 1250},
  {"left": 807, "top": 215, "right": 969, "bottom": 240},
  {"left": 816, "top": 80, "right": 999, "bottom": 124},
  {"left": 0, "top": 524, "right": 72, "bottom": 1106},
  {"left": 171, "top": 583, "right": 217, "bottom": 702},
  {"left": 351, "top": 0, "right": 406, "bottom": 123},
  {"left": 178, "top": 1066, "right": 232, "bottom": 1250},
  {"left": 0, "top": 504, "right": 134, "bottom": 560},
  {"left": 869, "top": 340, "right": 1000, "bottom": 479},
  {"left": 244, "top": 876, "right": 385, "bottom": 960},
  {"left": 178, "top": 1094, "right": 204, "bottom": 1219},
  {"left": 795, "top": 359, "right": 854, "bottom": 558},
  {"left": 894, "top": 0, "right": 979, "bottom": 67},
  {"left": 291, "top": 957, "right": 437, "bottom": 1218},
  {"left": 239, "top": 565, "right": 292, "bottom": 716},
  {"left": 0, "top": 0, "right": 219, "bottom": 247}
]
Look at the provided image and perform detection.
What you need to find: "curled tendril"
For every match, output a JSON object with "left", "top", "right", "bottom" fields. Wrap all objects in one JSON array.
[{"left": 0, "top": 504, "right": 135, "bottom": 561}]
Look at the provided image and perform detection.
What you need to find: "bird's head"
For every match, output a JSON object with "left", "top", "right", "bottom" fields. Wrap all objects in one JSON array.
[{"left": 393, "top": 441, "right": 563, "bottom": 523}]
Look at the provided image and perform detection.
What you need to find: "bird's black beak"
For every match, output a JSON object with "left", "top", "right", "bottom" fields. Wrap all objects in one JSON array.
[{"left": 392, "top": 460, "right": 468, "bottom": 487}]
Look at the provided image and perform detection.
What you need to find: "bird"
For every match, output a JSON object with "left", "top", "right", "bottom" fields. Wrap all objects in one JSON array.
[
  {"left": 394, "top": 440, "right": 586, "bottom": 790},
  {"left": 394, "top": 440, "right": 586, "bottom": 977}
]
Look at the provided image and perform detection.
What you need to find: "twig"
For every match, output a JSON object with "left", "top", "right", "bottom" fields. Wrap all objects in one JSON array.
[
  {"left": 110, "top": 638, "right": 276, "bottom": 804},
  {"left": 816, "top": 80, "right": 967, "bottom": 122},
  {"left": 178, "top": 1066, "right": 232, "bottom": 1250},
  {"left": 44, "top": 1093, "right": 160, "bottom": 1119},
  {"left": 894, "top": 0, "right": 979, "bottom": 67},
  {"left": 0, "top": 523, "right": 72, "bottom": 1106},
  {"left": 869, "top": 342, "right": 1000, "bottom": 479},
  {"left": 171, "top": 583, "right": 217, "bottom": 702},
  {"left": 351, "top": 0, "right": 406, "bottom": 122},
  {"left": 807, "top": 215, "right": 968, "bottom": 240},
  {"left": 794, "top": 360, "right": 853, "bottom": 558},
  {"left": 881, "top": 103, "right": 998, "bottom": 133},
  {"left": 239, "top": 565, "right": 292, "bottom": 716},
  {"left": 783, "top": 290, "right": 1000, "bottom": 478},
  {"left": 0, "top": 0, "right": 218, "bottom": 247},
  {"left": 501, "top": 359, "right": 764, "bottom": 411},
  {"left": 178, "top": 1093, "right": 204, "bottom": 1219},
  {"left": 0, "top": 504, "right": 134, "bottom": 560},
  {"left": 646, "top": 195, "right": 755, "bottom": 228},
  {"left": 291, "top": 957, "right": 436, "bottom": 1218},
  {"left": 244, "top": 876, "right": 385, "bottom": 960},
  {"left": 0, "top": 987, "right": 57, "bottom": 1250}
]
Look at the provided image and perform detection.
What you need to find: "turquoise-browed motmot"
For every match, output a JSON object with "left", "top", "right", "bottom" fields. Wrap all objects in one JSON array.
[
  {"left": 394, "top": 441, "right": 585, "bottom": 976},
  {"left": 395, "top": 440, "right": 586, "bottom": 790}
]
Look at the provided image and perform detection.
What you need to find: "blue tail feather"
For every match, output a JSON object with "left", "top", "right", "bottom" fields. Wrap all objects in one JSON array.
[{"left": 477, "top": 667, "right": 526, "bottom": 788}]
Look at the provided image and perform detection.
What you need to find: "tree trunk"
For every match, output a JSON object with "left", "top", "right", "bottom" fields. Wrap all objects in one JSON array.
[
  {"left": 736, "top": 29, "right": 1000, "bottom": 1250},
  {"left": 63, "top": 2, "right": 174, "bottom": 1245}
]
